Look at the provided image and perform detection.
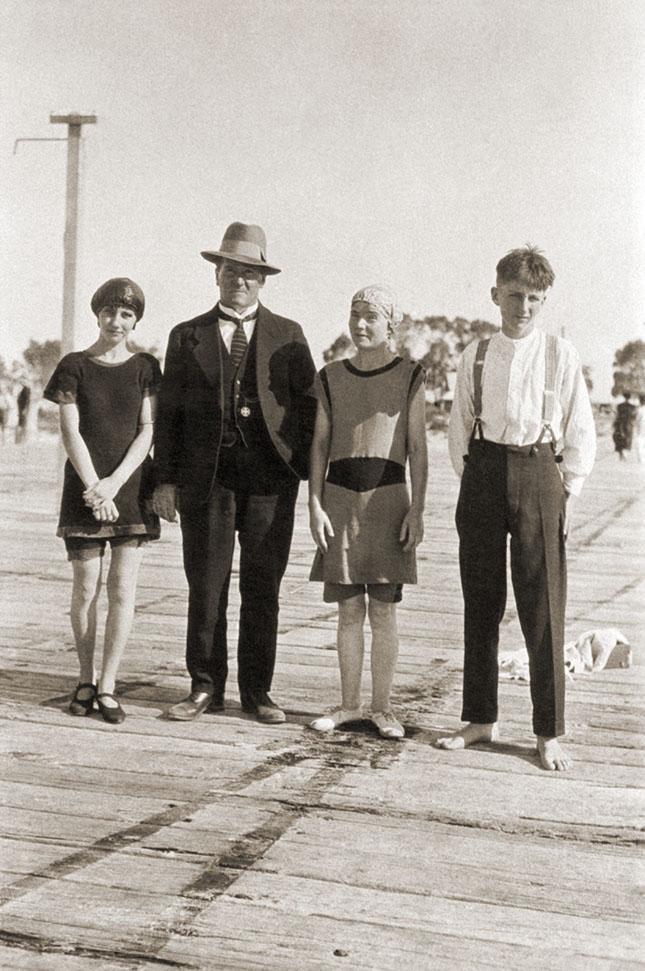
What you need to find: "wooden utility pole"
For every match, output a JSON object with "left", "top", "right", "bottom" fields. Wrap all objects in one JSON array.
[{"left": 50, "top": 114, "right": 96, "bottom": 355}]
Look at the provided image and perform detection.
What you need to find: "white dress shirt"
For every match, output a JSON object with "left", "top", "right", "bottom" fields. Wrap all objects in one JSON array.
[
  {"left": 448, "top": 328, "right": 596, "bottom": 496},
  {"left": 218, "top": 302, "right": 258, "bottom": 353}
]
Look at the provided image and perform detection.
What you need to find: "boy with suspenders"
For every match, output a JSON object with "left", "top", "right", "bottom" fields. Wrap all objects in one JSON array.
[{"left": 438, "top": 246, "right": 596, "bottom": 770}]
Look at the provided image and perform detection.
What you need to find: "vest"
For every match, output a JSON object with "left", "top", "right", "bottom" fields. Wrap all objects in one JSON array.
[{"left": 217, "top": 329, "right": 292, "bottom": 485}]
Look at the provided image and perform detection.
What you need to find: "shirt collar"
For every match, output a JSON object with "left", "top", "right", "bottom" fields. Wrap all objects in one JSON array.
[
  {"left": 496, "top": 327, "right": 541, "bottom": 351},
  {"left": 218, "top": 302, "right": 259, "bottom": 320}
]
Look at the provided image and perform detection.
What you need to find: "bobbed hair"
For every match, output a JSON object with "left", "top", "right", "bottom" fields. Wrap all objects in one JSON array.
[{"left": 90, "top": 278, "right": 145, "bottom": 321}]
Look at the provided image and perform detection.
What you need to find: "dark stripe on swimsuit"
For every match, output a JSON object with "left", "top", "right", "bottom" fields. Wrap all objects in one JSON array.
[{"left": 327, "top": 457, "right": 406, "bottom": 492}]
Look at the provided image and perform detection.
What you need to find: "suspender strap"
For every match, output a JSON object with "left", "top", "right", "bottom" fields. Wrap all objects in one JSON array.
[
  {"left": 473, "top": 338, "right": 490, "bottom": 418},
  {"left": 532, "top": 333, "right": 559, "bottom": 453},
  {"left": 470, "top": 338, "right": 490, "bottom": 442},
  {"left": 542, "top": 333, "right": 557, "bottom": 424},
  {"left": 470, "top": 333, "right": 560, "bottom": 456}
]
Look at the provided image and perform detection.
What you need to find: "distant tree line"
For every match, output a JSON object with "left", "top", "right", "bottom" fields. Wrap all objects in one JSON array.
[
  {"left": 0, "top": 337, "right": 162, "bottom": 441},
  {"left": 611, "top": 340, "right": 645, "bottom": 397},
  {"left": 324, "top": 314, "right": 499, "bottom": 398},
  {"left": 324, "top": 316, "right": 645, "bottom": 403},
  {"left": 3, "top": 331, "right": 641, "bottom": 408},
  {"left": 0, "top": 337, "right": 161, "bottom": 394}
]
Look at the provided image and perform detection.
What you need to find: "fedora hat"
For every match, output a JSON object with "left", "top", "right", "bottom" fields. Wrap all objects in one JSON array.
[{"left": 201, "top": 222, "right": 281, "bottom": 275}]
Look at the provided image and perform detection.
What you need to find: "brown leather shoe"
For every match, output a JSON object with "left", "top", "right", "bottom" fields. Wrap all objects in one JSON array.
[
  {"left": 241, "top": 692, "right": 286, "bottom": 724},
  {"left": 167, "top": 691, "right": 212, "bottom": 721}
]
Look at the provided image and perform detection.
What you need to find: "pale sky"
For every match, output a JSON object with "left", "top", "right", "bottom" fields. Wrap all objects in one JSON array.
[{"left": 2, "top": 0, "right": 643, "bottom": 399}]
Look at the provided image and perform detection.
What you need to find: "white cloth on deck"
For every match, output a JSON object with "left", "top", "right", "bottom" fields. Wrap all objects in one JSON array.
[
  {"left": 564, "top": 628, "right": 632, "bottom": 674},
  {"left": 499, "top": 628, "right": 632, "bottom": 682}
]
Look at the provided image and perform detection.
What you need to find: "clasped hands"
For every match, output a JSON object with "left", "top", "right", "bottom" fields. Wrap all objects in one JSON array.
[{"left": 83, "top": 476, "right": 121, "bottom": 524}]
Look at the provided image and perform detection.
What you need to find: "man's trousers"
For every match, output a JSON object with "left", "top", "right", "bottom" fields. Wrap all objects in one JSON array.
[
  {"left": 455, "top": 439, "right": 568, "bottom": 737},
  {"left": 179, "top": 477, "right": 299, "bottom": 701}
]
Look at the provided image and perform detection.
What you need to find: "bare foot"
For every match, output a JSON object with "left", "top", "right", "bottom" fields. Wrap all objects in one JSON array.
[
  {"left": 435, "top": 722, "right": 498, "bottom": 750},
  {"left": 537, "top": 736, "right": 572, "bottom": 771}
]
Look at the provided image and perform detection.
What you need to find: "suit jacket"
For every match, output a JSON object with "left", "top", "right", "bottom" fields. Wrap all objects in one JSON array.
[{"left": 154, "top": 303, "right": 317, "bottom": 504}]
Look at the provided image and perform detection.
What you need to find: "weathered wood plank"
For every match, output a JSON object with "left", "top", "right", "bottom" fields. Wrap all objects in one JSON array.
[
  {"left": 154, "top": 888, "right": 642, "bottom": 970},
  {"left": 0, "top": 434, "right": 643, "bottom": 970},
  {"left": 257, "top": 810, "right": 641, "bottom": 919}
]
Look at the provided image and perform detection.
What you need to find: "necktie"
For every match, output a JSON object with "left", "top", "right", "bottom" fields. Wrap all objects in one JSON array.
[
  {"left": 218, "top": 308, "right": 256, "bottom": 368},
  {"left": 229, "top": 320, "right": 248, "bottom": 368}
]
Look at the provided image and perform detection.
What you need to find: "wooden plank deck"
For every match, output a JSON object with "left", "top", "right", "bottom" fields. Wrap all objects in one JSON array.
[{"left": 0, "top": 430, "right": 643, "bottom": 970}]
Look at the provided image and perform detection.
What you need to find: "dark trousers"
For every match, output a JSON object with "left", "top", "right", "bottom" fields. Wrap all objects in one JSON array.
[
  {"left": 179, "top": 472, "right": 299, "bottom": 699},
  {"left": 455, "top": 440, "right": 567, "bottom": 737}
]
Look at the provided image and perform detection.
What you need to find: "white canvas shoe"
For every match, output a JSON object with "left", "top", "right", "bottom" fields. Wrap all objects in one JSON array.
[
  {"left": 309, "top": 707, "right": 363, "bottom": 733},
  {"left": 371, "top": 710, "right": 405, "bottom": 739}
]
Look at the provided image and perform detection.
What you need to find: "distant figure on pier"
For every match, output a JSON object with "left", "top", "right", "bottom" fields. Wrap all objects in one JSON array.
[
  {"left": 44, "top": 278, "right": 161, "bottom": 725},
  {"left": 153, "top": 223, "right": 317, "bottom": 724},
  {"left": 15, "top": 383, "right": 31, "bottom": 444},
  {"left": 308, "top": 286, "right": 428, "bottom": 740},
  {"left": 635, "top": 394, "right": 645, "bottom": 464},
  {"left": 3, "top": 384, "right": 20, "bottom": 442},
  {"left": 0, "top": 382, "right": 10, "bottom": 444},
  {"left": 612, "top": 392, "right": 637, "bottom": 460},
  {"left": 437, "top": 246, "right": 596, "bottom": 770}
]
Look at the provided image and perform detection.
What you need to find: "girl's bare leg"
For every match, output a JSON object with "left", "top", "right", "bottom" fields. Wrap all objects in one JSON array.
[
  {"left": 368, "top": 598, "right": 398, "bottom": 712},
  {"left": 337, "top": 593, "right": 366, "bottom": 710},
  {"left": 99, "top": 543, "right": 144, "bottom": 701},
  {"left": 309, "top": 593, "right": 366, "bottom": 732},
  {"left": 70, "top": 557, "right": 103, "bottom": 690}
]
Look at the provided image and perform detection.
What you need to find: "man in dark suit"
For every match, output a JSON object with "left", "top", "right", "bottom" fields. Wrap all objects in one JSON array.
[{"left": 153, "top": 223, "right": 317, "bottom": 723}]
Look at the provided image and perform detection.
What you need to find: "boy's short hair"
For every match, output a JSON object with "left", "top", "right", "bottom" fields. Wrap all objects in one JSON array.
[{"left": 496, "top": 245, "right": 555, "bottom": 290}]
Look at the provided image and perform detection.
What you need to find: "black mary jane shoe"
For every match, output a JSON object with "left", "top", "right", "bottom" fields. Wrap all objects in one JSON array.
[
  {"left": 69, "top": 682, "right": 96, "bottom": 717},
  {"left": 96, "top": 692, "right": 126, "bottom": 725}
]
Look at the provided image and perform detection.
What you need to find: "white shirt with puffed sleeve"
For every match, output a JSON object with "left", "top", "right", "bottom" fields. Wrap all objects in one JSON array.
[{"left": 447, "top": 328, "right": 596, "bottom": 496}]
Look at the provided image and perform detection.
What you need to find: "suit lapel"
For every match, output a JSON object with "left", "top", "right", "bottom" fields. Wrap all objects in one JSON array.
[
  {"left": 192, "top": 307, "right": 222, "bottom": 386},
  {"left": 255, "top": 304, "right": 281, "bottom": 398}
]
